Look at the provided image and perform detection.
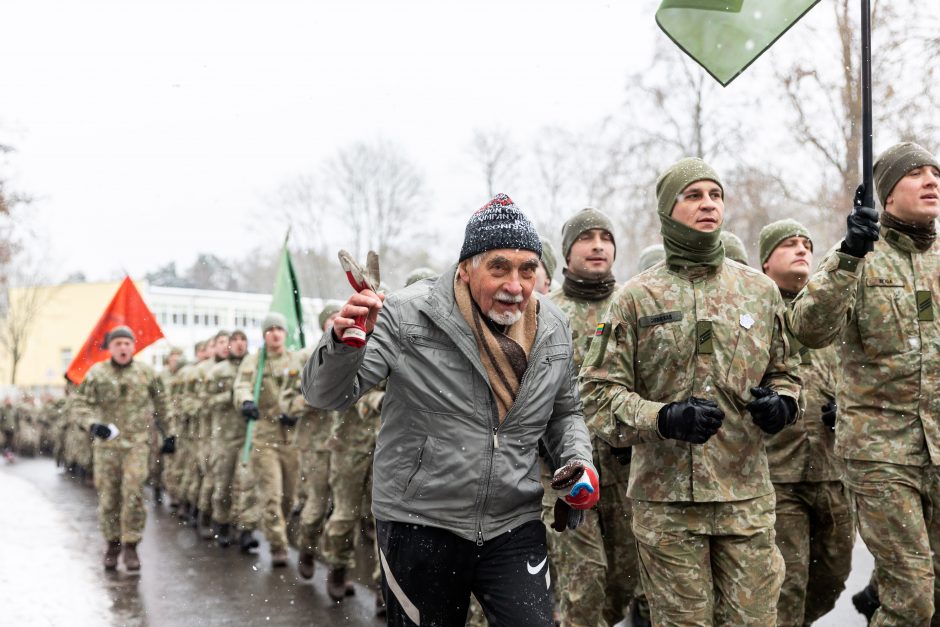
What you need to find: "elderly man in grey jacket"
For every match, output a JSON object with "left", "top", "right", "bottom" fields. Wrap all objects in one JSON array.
[{"left": 303, "top": 194, "right": 598, "bottom": 627}]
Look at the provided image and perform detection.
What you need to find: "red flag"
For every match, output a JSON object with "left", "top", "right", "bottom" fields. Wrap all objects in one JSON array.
[{"left": 65, "top": 276, "right": 165, "bottom": 384}]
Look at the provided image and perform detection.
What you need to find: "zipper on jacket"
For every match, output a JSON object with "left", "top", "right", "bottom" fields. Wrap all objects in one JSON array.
[
  {"left": 492, "top": 427, "right": 499, "bottom": 449},
  {"left": 476, "top": 529, "right": 484, "bottom": 547}
]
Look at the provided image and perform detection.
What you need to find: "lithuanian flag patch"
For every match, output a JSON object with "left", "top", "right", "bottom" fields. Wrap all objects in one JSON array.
[{"left": 595, "top": 322, "right": 607, "bottom": 336}]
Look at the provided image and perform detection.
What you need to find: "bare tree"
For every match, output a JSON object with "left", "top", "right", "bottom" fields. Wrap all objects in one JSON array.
[
  {"left": 468, "top": 128, "right": 521, "bottom": 198},
  {"left": 0, "top": 261, "right": 56, "bottom": 385}
]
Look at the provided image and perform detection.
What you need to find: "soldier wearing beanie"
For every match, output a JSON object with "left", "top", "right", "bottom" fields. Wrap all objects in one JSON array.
[
  {"left": 636, "top": 244, "right": 665, "bottom": 274},
  {"left": 759, "top": 219, "right": 854, "bottom": 625},
  {"left": 534, "top": 238, "right": 557, "bottom": 295},
  {"left": 722, "top": 231, "right": 750, "bottom": 266},
  {"left": 581, "top": 158, "right": 802, "bottom": 626},
  {"left": 303, "top": 193, "right": 595, "bottom": 625},
  {"left": 71, "top": 324, "right": 166, "bottom": 571},
  {"left": 233, "top": 312, "right": 304, "bottom": 568},
  {"left": 542, "top": 207, "right": 642, "bottom": 625},
  {"left": 789, "top": 142, "right": 940, "bottom": 625}
]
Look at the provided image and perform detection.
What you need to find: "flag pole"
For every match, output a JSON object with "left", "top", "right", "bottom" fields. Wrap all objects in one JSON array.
[{"left": 861, "top": 0, "right": 873, "bottom": 208}]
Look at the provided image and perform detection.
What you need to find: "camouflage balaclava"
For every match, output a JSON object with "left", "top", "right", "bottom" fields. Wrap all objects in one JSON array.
[
  {"left": 759, "top": 219, "right": 812, "bottom": 267},
  {"left": 656, "top": 158, "right": 725, "bottom": 268},
  {"left": 721, "top": 231, "right": 750, "bottom": 266},
  {"left": 874, "top": 142, "right": 940, "bottom": 207}
]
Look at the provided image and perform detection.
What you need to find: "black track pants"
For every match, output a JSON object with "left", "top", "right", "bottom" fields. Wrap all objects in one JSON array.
[{"left": 377, "top": 519, "right": 553, "bottom": 627}]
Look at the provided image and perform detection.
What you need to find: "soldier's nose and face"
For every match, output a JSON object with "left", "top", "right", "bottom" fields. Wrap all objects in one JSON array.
[
  {"left": 568, "top": 229, "right": 615, "bottom": 280},
  {"left": 230, "top": 335, "right": 248, "bottom": 358},
  {"left": 764, "top": 236, "right": 814, "bottom": 287},
  {"left": 886, "top": 165, "right": 940, "bottom": 224},
  {"left": 264, "top": 326, "right": 287, "bottom": 352},
  {"left": 459, "top": 249, "right": 539, "bottom": 326},
  {"left": 671, "top": 180, "right": 724, "bottom": 232},
  {"left": 108, "top": 338, "right": 135, "bottom": 366},
  {"left": 214, "top": 335, "right": 230, "bottom": 360}
]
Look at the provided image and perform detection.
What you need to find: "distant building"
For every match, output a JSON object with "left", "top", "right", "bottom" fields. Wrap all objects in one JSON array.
[{"left": 0, "top": 280, "right": 326, "bottom": 392}]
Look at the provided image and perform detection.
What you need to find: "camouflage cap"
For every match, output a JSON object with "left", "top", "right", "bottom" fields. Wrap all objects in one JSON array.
[
  {"left": 318, "top": 302, "right": 342, "bottom": 329},
  {"left": 656, "top": 158, "right": 723, "bottom": 217},
  {"left": 759, "top": 218, "right": 812, "bottom": 266},
  {"left": 560, "top": 207, "right": 616, "bottom": 260},
  {"left": 107, "top": 325, "right": 135, "bottom": 344},
  {"left": 262, "top": 312, "right": 288, "bottom": 334},
  {"left": 874, "top": 142, "right": 940, "bottom": 207},
  {"left": 404, "top": 268, "right": 437, "bottom": 287},
  {"left": 721, "top": 231, "right": 750, "bottom": 265},
  {"left": 539, "top": 237, "right": 558, "bottom": 280},
  {"left": 637, "top": 244, "right": 665, "bottom": 272}
]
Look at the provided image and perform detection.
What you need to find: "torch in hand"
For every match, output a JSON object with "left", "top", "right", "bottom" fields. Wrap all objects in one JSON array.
[{"left": 337, "top": 249, "right": 381, "bottom": 348}]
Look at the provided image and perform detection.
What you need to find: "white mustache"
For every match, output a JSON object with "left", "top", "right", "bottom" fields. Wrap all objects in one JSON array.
[{"left": 494, "top": 291, "right": 523, "bottom": 304}]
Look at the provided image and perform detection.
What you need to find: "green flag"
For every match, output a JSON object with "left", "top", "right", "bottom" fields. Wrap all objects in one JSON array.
[
  {"left": 656, "top": 0, "right": 819, "bottom": 86},
  {"left": 270, "top": 238, "right": 306, "bottom": 350}
]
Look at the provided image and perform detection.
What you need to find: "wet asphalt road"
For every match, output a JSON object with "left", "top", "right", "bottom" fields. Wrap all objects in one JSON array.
[
  {"left": 3, "top": 456, "right": 874, "bottom": 626},
  {"left": 1, "top": 456, "right": 380, "bottom": 626}
]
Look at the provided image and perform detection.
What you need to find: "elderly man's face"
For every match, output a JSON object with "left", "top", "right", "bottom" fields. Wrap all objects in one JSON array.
[
  {"left": 109, "top": 338, "right": 135, "bottom": 366},
  {"left": 458, "top": 249, "right": 539, "bottom": 325}
]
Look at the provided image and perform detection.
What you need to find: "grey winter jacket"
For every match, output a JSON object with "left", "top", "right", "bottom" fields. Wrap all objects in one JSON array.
[{"left": 302, "top": 265, "right": 595, "bottom": 543}]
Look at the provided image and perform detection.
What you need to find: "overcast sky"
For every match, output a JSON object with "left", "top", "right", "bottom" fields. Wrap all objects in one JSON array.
[{"left": 1, "top": 0, "right": 665, "bottom": 282}]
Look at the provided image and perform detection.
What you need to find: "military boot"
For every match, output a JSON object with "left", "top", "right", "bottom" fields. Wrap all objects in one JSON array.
[
  {"left": 123, "top": 542, "right": 140, "bottom": 571},
  {"left": 102, "top": 541, "right": 121, "bottom": 570},
  {"left": 216, "top": 523, "right": 232, "bottom": 548},
  {"left": 198, "top": 512, "right": 214, "bottom": 540},
  {"left": 239, "top": 530, "right": 259, "bottom": 553},
  {"left": 327, "top": 567, "right": 347, "bottom": 602},
  {"left": 852, "top": 583, "right": 880, "bottom": 624},
  {"left": 298, "top": 549, "right": 315, "bottom": 580},
  {"left": 271, "top": 547, "right": 288, "bottom": 568}
]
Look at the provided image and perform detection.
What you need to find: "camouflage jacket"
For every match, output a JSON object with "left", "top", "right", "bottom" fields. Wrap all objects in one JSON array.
[
  {"left": 233, "top": 348, "right": 303, "bottom": 445},
  {"left": 765, "top": 294, "right": 842, "bottom": 483},
  {"left": 580, "top": 260, "right": 802, "bottom": 502},
  {"left": 325, "top": 383, "right": 384, "bottom": 455},
  {"left": 552, "top": 287, "right": 631, "bottom": 487},
  {"left": 159, "top": 364, "right": 184, "bottom": 437},
  {"left": 286, "top": 347, "right": 336, "bottom": 454},
  {"left": 190, "top": 358, "right": 220, "bottom": 442},
  {"left": 789, "top": 228, "right": 940, "bottom": 466},
  {"left": 173, "top": 363, "right": 199, "bottom": 437},
  {"left": 206, "top": 356, "right": 245, "bottom": 443},
  {"left": 72, "top": 359, "right": 166, "bottom": 447}
]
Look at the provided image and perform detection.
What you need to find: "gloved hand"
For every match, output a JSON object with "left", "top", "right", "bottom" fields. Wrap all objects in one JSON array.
[
  {"left": 278, "top": 414, "right": 298, "bottom": 427},
  {"left": 89, "top": 423, "right": 120, "bottom": 441},
  {"left": 551, "top": 498, "right": 585, "bottom": 532},
  {"left": 161, "top": 436, "right": 177, "bottom": 454},
  {"left": 551, "top": 461, "right": 600, "bottom": 510},
  {"left": 840, "top": 185, "right": 880, "bottom": 258},
  {"left": 747, "top": 387, "right": 798, "bottom": 434},
  {"left": 821, "top": 399, "right": 837, "bottom": 431},
  {"left": 241, "top": 401, "right": 260, "bottom": 422},
  {"left": 657, "top": 397, "right": 724, "bottom": 443}
]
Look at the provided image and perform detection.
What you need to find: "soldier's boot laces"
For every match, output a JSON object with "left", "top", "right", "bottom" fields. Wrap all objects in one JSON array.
[
  {"left": 123, "top": 542, "right": 140, "bottom": 572},
  {"left": 271, "top": 548, "right": 288, "bottom": 569},
  {"left": 198, "top": 512, "right": 214, "bottom": 540},
  {"left": 298, "top": 549, "right": 315, "bottom": 580},
  {"left": 102, "top": 541, "right": 121, "bottom": 570},
  {"left": 327, "top": 568, "right": 347, "bottom": 602},
  {"left": 852, "top": 583, "right": 880, "bottom": 623},
  {"left": 216, "top": 524, "right": 232, "bottom": 548}
]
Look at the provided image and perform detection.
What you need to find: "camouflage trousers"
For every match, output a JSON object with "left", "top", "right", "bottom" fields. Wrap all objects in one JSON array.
[
  {"left": 197, "top": 439, "right": 215, "bottom": 515},
  {"left": 148, "top": 429, "right": 164, "bottom": 489},
  {"left": 248, "top": 440, "right": 299, "bottom": 551},
  {"left": 298, "top": 449, "right": 331, "bottom": 554},
  {"left": 184, "top": 439, "right": 209, "bottom": 510},
  {"left": 164, "top": 431, "right": 191, "bottom": 503},
  {"left": 65, "top": 423, "right": 93, "bottom": 470},
  {"left": 211, "top": 439, "right": 249, "bottom": 525},
  {"left": 633, "top": 493, "right": 784, "bottom": 626},
  {"left": 772, "top": 480, "right": 854, "bottom": 626},
  {"left": 93, "top": 441, "right": 150, "bottom": 544},
  {"left": 596, "top": 468, "right": 644, "bottom": 624},
  {"left": 844, "top": 460, "right": 940, "bottom": 627},
  {"left": 540, "top": 462, "right": 607, "bottom": 627},
  {"left": 323, "top": 450, "right": 377, "bottom": 581}
]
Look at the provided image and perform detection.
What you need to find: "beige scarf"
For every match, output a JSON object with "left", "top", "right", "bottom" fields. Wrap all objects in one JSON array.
[{"left": 455, "top": 277, "right": 538, "bottom": 422}]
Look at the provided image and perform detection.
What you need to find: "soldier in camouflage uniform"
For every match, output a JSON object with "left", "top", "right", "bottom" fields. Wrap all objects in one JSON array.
[
  {"left": 759, "top": 219, "right": 854, "bottom": 625},
  {"left": 293, "top": 304, "right": 342, "bottom": 579},
  {"left": 151, "top": 347, "right": 183, "bottom": 505},
  {"left": 194, "top": 331, "right": 229, "bottom": 537},
  {"left": 206, "top": 330, "right": 249, "bottom": 547},
  {"left": 789, "top": 143, "right": 940, "bottom": 626},
  {"left": 171, "top": 340, "right": 208, "bottom": 519},
  {"left": 234, "top": 312, "right": 303, "bottom": 568},
  {"left": 721, "top": 231, "right": 750, "bottom": 266},
  {"left": 71, "top": 326, "right": 167, "bottom": 571},
  {"left": 182, "top": 335, "right": 219, "bottom": 532},
  {"left": 580, "top": 158, "right": 802, "bottom": 626}
]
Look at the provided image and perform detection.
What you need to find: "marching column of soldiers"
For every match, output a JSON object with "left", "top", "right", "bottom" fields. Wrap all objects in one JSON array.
[{"left": 3, "top": 141, "right": 940, "bottom": 626}]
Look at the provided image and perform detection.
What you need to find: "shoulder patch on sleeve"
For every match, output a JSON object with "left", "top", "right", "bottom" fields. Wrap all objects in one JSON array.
[{"left": 585, "top": 321, "right": 612, "bottom": 368}]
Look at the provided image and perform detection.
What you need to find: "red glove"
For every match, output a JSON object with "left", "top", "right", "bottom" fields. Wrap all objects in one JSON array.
[
  {"left": 551, "top": 462, "right": 600, "bottom": 510},
  {"left": 338, "top": 249, "right": 381, "bottom": 348}
]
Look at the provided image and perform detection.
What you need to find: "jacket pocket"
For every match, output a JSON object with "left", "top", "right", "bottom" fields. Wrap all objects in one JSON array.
[
  {"left": 858, "top": 278, "right": 915, "bottom": 357},
  {"left": 402, "top": 435, "right": 431, "bottom": 500}
]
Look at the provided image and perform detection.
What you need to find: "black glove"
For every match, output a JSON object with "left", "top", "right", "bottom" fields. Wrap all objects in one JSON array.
[
  {"left": 161, "top": 436, "right": 177, "bottom": 454},
  {"left": 241, "top": 401, "right": 260, "bottom": 422},
  {"left": 89, "top": 423, "right": 112, "bottom": 440},
  {"left": 278, "top": 414, "right": 298, "bottom": 427},
  {"left": 840, "top": 185, "right": 880, "bottom": 258},
  {"left": 551, "top": 498, "right": 585, "bottom": 532},
  {"left": 747, "top": 387, "right": 798, "bottom": 434},
  {"left": 657, "top": 397, "right": 724, "bottom": 444},
  {"left": 821, "top": 399, "right": 837, "bottom": 431}
]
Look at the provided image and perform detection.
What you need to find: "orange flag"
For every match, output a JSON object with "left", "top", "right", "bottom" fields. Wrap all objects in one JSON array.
[{"left": 65, "top": 276, "right": 165, "bottom": 384}]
